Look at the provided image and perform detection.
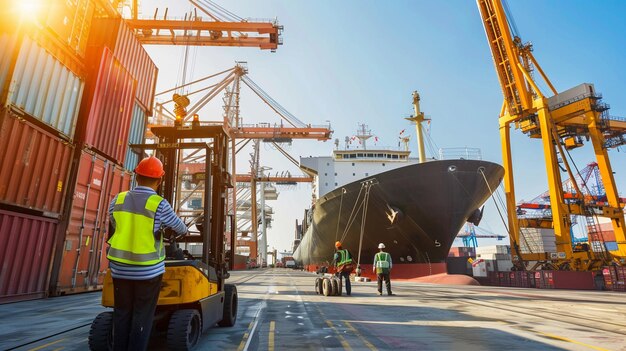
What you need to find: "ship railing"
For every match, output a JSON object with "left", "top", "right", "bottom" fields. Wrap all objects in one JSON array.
[{"left": 438, "top": 147, "right": 482, "bottom": 160}]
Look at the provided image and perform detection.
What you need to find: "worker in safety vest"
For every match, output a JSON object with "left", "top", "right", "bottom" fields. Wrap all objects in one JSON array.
[
  {"left": 373, "top": 243, "right": 394, "bottom": 296},
  {"left": 333, "top": 241, "right": 354, "bottom": 295},
  {"left": 107, "top": 156, "right": 187, "bottom": 351}
]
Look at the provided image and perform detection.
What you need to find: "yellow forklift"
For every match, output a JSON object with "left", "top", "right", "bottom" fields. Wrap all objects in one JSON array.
[{"left": 88, "top": 124, "right": 237, "bottom": 351}]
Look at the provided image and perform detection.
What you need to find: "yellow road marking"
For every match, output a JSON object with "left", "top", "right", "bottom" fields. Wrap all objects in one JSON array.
[
  {"left": 28, "top": 339, "right": 64, "bottom": 351},
  {"left": 326, "top": 320, "right": 352, "bottom": 350},
  {"left": 539, "top": 332, "right": 611, "bottom": 351},
  {"left": 269, "top": 321, "right": 275, "bottom": 351},
  {"left": 344, "top": 320, "right": 377, "bottom": 351}
]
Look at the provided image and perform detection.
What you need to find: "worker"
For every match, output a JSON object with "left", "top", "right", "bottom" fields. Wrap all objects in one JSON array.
[
  {"left": 333, "top": 241, "right": 354, "bottom": 295},
  {"left": 107, "top": 156, "right": 188, "bottom": 351},
  {"left": 373, "top": 243, "right": 393, "bottom": 296}
]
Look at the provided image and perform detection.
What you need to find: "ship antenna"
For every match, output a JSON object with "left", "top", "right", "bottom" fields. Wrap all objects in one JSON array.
[
  {"left": 405, "top": 91, "right": 428, "bottom": 163},
  {"left": 355, "top": 123, "right": 372, "bottom": 150}
]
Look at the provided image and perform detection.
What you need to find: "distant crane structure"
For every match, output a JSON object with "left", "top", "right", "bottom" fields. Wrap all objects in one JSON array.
[
  {"left": 457, "top": 224, "right": 506, "bottom": 248},
  {"left": 477, "top": 0, "right": 626, "bottom": 270},
  {"left": 116, "top": 1, "right": 328, "bottom": 263},
  {"left": 149, "top": 63, "right": 330, "bottom": 262},
  {"left": 109, "top": 0, "right": 282, "bottom": 51}
]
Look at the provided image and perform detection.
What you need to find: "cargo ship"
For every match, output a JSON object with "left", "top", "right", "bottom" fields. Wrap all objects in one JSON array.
[{"left": 293, "top": 94, "right": 504, "bottom": 279}]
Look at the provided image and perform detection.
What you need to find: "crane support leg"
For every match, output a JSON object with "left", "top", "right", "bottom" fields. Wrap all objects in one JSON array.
[
  {"left": 537, "top": 105, "right": 573, "bottom": 261},
  {"left": 499, "top": 116, "right": 523, "bottom": 265},
  {"left": 588, "top": 114, "right": 626, "bottom": 259}
]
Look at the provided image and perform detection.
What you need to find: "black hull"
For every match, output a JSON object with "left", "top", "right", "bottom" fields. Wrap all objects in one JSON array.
[{"left": 293, "top": 159, "right": 504, "bottom": 267}]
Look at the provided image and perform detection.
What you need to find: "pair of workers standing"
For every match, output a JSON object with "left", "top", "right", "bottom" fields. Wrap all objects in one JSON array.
[{"left": 333, "top": 241, "right": 393, "bottom": 296}]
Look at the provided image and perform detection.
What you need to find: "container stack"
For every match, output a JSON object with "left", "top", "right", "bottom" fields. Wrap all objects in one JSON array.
[
  {"left": 0, "top": 1, "right": 92, "bottom": 304},
  {"left": 49, "top": 16, "right": 158, "bottom": 296},
  {"left": 0, "top": 3, "right": 157, "bottom": 302}
]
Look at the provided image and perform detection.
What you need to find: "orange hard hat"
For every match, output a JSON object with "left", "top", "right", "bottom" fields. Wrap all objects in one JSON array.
[
  {"left": 335, "top": 241, "right": 342, "bottom": 248},
  {"left": 135, "top": 156, "right": 165, "bottom": 178}
]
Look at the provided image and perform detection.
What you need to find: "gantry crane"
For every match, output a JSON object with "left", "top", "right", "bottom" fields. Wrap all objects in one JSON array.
[
  {"left": 477, "top": 0, "right": 626, "bottom": 270},
  {"left": 102, "top": 0, "right": 282, "bottom": 51},
  {"left": 457, "top": 224, "right": 506, "bottom": 248}
]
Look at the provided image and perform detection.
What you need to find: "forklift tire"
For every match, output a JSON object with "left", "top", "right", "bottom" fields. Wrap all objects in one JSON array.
[
  {"left": 88, "top": 311, "right": 113, "bottom": 351},
  {"left": 317, "top": 278, "right": 324, "bottom": 295},
  {"left": 331, "top": 278, "right": 340, "bottom": 296},
  {"left": 218, "top": 284, "right": 238, "bottom": 327},
  {"left": 322, "top": 278, "right": 332, "bottom": 296},
  {"left": 167, "top": 309, "right": 202, "bottom": 351},
  {"left": 314, "top": 277, "right": 322, "bottom": 294}
]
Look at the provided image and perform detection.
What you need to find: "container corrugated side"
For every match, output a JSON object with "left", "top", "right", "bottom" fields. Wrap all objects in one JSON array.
[
  {"left": 0, "top": 109, "right": 73, "bottom": 215},
  {"left": 52, "top": 149, "right": 131, "bottom": 295},
  {"left": 0, "top": 209, "right": 57, "bottom": 304},
  {"left": 54, "top": 149, "right": 109, "bottom": 294},
  {"left": 0, "top": 33, "right": 19, "bottom": 100},
  {"left": 44, "top": 0, "right": 95, "bottom": 58},
  {"left": 81, "top": 47, "right": 136, "bottom": 163},
  {"left": 88, "top": 17, "right": 158, "bottom": 113},
  {"left": 6, "top": 36, "right": 85, "bottom": 138},
  {"left": 124, "top": 102, "right": 147, "bottom": 170}
]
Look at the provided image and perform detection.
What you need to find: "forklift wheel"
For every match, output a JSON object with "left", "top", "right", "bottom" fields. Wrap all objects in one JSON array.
[
  {"left": 314, "top": 277, "right": 322, "bottom": 294},
  {"left": 88, "top": 311, "right": 113, "bottom": 351},
  {"left": 167, "top": 309, "right": 202, "bottom": 351},
  {"left": 218, "top": 284, "right": 238, "bottom": 327}
]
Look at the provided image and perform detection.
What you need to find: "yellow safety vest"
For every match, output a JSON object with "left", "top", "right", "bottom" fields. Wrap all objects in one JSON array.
[
  {"left": 107, "top": 191, "right": 165, "bottom": 265},
  {"left": 375, "top": 252, "right": 391, "bottom": 273},
  {"left": 337, "top": 249, "right": 353, "bottom": 266}
]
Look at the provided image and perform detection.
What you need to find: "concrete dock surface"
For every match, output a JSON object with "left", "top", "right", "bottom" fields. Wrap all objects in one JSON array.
[{"left": 1, "top": 268, "right": 625, "bottom": 351}]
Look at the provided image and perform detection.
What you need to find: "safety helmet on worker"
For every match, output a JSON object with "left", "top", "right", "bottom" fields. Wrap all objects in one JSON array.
[
  {"left": 335, "top": 241, "right": 342, "bottom": 248},
  {"left": 135, "top": 156, "right": 165, "bottom": 178},
  {"left": 378, "top": 243, "right": 385, "bottom": 249}
]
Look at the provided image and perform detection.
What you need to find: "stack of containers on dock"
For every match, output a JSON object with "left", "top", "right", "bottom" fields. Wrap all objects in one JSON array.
[
  {"left": 48, "top": 16, "right": 157, "bottom": 296},
  {"left": 0, "top": 1, "right": 94, "bottom": 303}
]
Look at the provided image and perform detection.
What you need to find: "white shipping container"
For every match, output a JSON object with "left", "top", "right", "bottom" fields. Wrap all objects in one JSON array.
[
  {"left": 475, "top": 245, "right": 511, "bottom": 255},
  {"left": 6, "top": 37, "right": 84, "bottom": 138}
]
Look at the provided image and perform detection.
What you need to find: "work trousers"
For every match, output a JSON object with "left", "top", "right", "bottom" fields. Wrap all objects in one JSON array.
[
  {"left": 377, "top": 272, "right": 392, "bottom": 295},
  {"left": 113, "top": 275, "right": 163, "bottom": 351},
  {"left": 339, "top": 270, "right": 351, "bottom": 295}
]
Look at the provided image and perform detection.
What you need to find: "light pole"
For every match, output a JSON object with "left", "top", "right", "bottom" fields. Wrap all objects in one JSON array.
[{"left": 259, "top": 166, "right": 272, "bottom": 267}]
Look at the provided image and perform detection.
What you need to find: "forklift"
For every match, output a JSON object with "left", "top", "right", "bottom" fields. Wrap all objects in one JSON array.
[{"left": 89, "top": 123, "right": 238, "bottom": 351}]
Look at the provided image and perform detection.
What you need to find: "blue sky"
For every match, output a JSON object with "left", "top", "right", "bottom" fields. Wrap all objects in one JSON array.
[{"left": 142, "top": 0, "right": 626, "bottom": 254}]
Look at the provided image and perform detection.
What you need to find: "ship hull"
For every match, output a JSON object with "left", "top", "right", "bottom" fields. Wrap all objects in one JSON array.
[{"left": 293, "top": 159, "right": 504, "bottom": 273}]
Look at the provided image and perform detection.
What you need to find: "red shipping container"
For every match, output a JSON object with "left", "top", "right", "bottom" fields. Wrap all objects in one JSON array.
[
  {"left": 540, "top": 271, "right": 554, "bottom": 289},
  {"left": 78, "top": 47, "right": 136, "bottom": 163},
  {"left": 533, "top": 271, "right": 542, "bottom": 288},
  {"left": 0, "top": 109, "right": 73, "bottom": 215},
  {"left": 528, "top": 272, "right": 536, "bottom": 288},
  {"left": 87, "top": 17, "right": 158, "bottom": 112},
  {"left": 552, "top": 271, "right": 596, "bottom": 290},
  {"left": 52, "top": 149, "right": 131, "bottom": 295},
  {"left": 0, "top": 209, "right": 57, "bottom": 303}
]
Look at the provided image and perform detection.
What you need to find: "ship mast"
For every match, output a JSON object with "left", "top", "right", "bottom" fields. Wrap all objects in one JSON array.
[
  {"left": 355, "top": 124, "right": 372, "bottom": 150},
  {"left": 405, "top": 91, "right": 427, "bottom": 163}
]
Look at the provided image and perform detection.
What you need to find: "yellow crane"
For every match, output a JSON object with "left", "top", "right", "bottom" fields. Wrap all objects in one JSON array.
[
  {"left": 101, "top": 0, "right": 282, "bottom": 51},
  {"left": 476, "top": 0, "right": 626, "bottom": 270}
]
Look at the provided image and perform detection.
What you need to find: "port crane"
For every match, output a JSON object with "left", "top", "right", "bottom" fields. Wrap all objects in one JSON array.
[
  {"left": 477, "top": 0, "right": 626, "bottom": 270},
  {"left": 101, "top": 0, "right": 282, "bottom": 51},
  {"left": 458, "top": 224, "right": 506, "bottom": 248}
]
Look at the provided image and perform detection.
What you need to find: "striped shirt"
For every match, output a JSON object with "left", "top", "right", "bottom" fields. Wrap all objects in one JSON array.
[{"left": 108, "top": 186, "right": 187, "bottom": 280}]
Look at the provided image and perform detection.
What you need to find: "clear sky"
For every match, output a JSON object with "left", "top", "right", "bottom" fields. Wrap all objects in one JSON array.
[{"left": 141, "top": 0, "right": 626, "bottom": 255}]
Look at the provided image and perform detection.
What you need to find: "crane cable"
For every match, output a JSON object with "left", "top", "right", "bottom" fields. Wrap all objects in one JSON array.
[
  {"left": 334, "top": 188, "right": 347, "bottom": 244},
  {"left": 355, "top": 181, "right": 373, "bottom": 271}
]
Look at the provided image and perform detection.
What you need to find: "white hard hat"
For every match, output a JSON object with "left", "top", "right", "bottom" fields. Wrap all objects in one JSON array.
[{"left": 378, "top": 243, "right": 385, "bottom": 249}]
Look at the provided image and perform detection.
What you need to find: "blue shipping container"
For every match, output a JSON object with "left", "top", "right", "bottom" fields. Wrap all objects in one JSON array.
[{"left": 124, "top": 102, "right": 147, "bottom": 171}]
